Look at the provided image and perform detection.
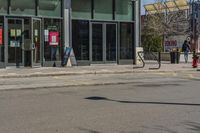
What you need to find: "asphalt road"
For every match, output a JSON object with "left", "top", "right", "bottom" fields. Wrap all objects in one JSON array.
[{"left": 0, "top": 72, "right": 200, "bottom": 133}]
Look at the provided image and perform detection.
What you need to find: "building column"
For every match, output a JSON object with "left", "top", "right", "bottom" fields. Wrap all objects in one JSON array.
[
  {"left": 63, "top": 0, "right": 71, "bottom": 48},
  {"left": 134, "top": 0, "right": 141, "bottom": 64},
  {"left": 134, "top": 0, "right": 140, "bottom": 47}
]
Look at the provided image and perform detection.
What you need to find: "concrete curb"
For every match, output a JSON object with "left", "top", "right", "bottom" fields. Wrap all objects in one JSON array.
[
  {"left": 0, "top": 69, "right": 199, "bottom": 91},
  {"left": 1, "top": 75, "right": 199, "bottom": 91},
  {"left": 0, "top": 81, "right": 144, "bottom": 91},
  {"left": 0, "top": 69, "right": 197, "bottom": 79}
]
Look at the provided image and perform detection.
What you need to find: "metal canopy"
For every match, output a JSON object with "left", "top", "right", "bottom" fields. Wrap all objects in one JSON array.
[
  {"left": 165, "top": 0, "right": 189, "bottom": 11},
  {"left": 144, "top": 0, "right": 189, "bottom": 14},
  {"left": 144, "top": 4, "right": 158, "bottom": 14}
]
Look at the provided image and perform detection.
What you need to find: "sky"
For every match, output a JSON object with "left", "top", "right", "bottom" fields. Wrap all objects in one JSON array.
[{"left": 141, "top": 0, "right": 155, "bottom": 15}]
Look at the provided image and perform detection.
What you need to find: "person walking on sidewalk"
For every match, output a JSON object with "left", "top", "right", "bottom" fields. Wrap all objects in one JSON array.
[{"left": 182, "top": 40, "right": 191, "bottom": 63}]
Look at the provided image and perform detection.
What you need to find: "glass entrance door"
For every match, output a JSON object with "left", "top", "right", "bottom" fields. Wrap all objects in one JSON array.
[
  {"left": 32, "top": 18, "right": 41, "bottom": 66},
  {"left": 8, "top": 18, "right": 24, "bottom": 67},
  {"left": 106, "top": 24, "right": 117, "bottom": 62},
  {"left": 91, "top": 23, "right": 117, "bottom": 63},
  {"left": 92, "top": 23, "right": 103, "bottom": 62}
]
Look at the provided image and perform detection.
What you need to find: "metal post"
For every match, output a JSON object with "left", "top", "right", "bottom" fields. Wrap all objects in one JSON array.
[{"left": 158, "top": 52, "right": 161, "bottom": 69}]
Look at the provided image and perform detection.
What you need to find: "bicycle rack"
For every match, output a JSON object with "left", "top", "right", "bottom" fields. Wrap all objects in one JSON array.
[
  {"left": 133, "top": 51, "right": 161, "bottom": 70},
  {"left": 133, "top": 51, "right": 145, "bottom": 69}
]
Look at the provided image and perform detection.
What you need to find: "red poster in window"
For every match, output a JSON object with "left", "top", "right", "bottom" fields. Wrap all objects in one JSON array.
[
  {"left": 0, "top": 28, "right": 3, "bottom": 45},
  {"left": 49, "top": 32, "right": 59, "bottom": 46}
]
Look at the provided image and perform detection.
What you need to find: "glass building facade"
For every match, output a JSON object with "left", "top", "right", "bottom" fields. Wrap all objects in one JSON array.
[
  {"left": 0, "top": 0, "right": 63, "bottom": 68},
  {"left": 0, "top": 0, "right": 140, "bottom": 68},
  {"left": 72, "top": 0, "right": 140, "bottom": 65}
]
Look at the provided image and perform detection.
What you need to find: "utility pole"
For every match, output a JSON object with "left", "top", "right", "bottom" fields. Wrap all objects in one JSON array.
[{"left": 191, "top": 0, "right": 200, "bottom": 52}]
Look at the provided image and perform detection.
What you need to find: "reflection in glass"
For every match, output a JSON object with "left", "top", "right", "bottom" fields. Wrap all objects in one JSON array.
[
  {"left": 116, "top": 0, "right": 132, "bottom": 21},
  {"left": 120, "top": 23, "right": 133, "bottom": 59},
  {"left": 11, "top": 0, "right": 35, "bottom": 15},
  {"left": 72, "top": 0, "right": 91, "bottom": 19},
  {"left": 94, "top": 0, "right": 113, "bottom": 20},
  {"left": 0, "top": 0, "right": 7, "bottom": 14},
  {"left": 39, "top": 0, "right": 61, "bottom": 17},
  {"left": 92, "top": 24, "right": 103, "bottom": 62},
  {"left": 44, "top": 19, "right": 62, "bottom": 61},
  {"left": 106, "top": 24, "right": 116, "bottom": 61},
  {"left": 8, "top": 19, "right": 23, "bottom": 64},
  {"left": 0, "top": 18, "right": 4, "bottom": 62},
  {"left": 72, "top": 20, "right": 89, "bottom": 60},
  {"left": 33, "top": 19, "right": 41, "bottom": 63}
]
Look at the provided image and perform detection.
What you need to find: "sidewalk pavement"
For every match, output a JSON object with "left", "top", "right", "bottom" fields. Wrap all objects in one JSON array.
[{"left": 0, "top": 62, "right": 198, "bottom": 79}]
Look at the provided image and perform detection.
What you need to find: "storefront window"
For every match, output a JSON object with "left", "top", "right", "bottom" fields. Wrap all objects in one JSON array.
[
  {"left": 116, "top": 0, "right": 132, "bottom": 21},
  {"left": 120, "top": 23, "right": 134, "bottom": 59},
  {"left": 72, "top": 0, "right": 91, "bottom": 19},
  {"left": 39, "top": 0, "right": 61, "bottom": 17},
  {"left": 11, "top": 0, "right": 35, "bottom": 15},
  {"left": 72, "top": 20, "right": 89, "bottom": 60},
  {"left": 94, "top": 0, "right": 113, "bottom": 20},
  {"left": 0, "top": 0, "right": 7, "bottom": 14},
  {"left": 44, "top": 19, "right": 62, "bottom": 61}
]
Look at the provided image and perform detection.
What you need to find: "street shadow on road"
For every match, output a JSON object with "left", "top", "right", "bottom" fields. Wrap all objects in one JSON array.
[
  {"left": 85, "top": 96, "right": 200, "bottom": 107},
  {"left": 77, "top": 127, "right": 101, "bottom": 133},
  {"left": 135, "top": 83, "right": 180, "bottom": 88},
  {"left": 182, "top": 121, "right": 200, "bottom": 132},
  {"left": 143, "top": 125, "right": 178, "bottom": 133}
]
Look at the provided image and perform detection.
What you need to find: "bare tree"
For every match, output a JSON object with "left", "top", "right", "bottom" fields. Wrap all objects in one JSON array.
[
  {"left": 143, "top": 0, "right": 190, "bottom": 36},
  {"left": 142, "top": 0, "right": 191, "bottom": 52}
]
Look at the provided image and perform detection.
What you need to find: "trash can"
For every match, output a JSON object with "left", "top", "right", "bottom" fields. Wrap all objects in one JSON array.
[
  {"left": 176, "top": 52, "right": 180, "bottom": 64},
  {"left": 170, "top": 52, "right": 176, "bottom": 64},
  {"left": 170, "top": 52, "right": 180, "bottom": 64}
]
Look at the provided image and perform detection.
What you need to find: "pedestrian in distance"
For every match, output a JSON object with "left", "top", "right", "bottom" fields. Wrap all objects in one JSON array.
[{"left": 182, "top": 40, "right": 191, "bottom": 63}]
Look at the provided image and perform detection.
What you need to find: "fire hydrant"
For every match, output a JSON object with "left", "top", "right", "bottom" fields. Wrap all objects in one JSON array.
[{"left": 192, "top": 51, "right": 199, "bottom": 68}]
